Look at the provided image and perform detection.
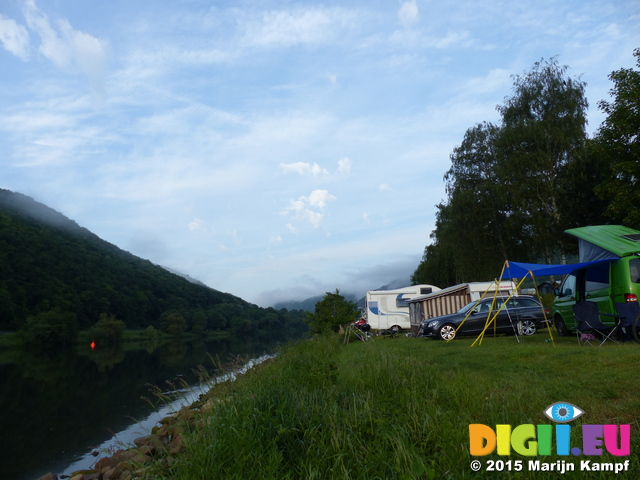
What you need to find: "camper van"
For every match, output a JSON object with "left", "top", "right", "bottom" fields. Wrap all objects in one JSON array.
[
  {"left": 553, "top": 225, "right": 640, "bottom": 335},
  {"left": 365, "top": 284, "right": 440, "bottom": 333}
]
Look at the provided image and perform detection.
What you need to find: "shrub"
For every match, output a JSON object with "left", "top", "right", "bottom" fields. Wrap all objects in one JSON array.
[
  {"left": 22, "top": 308, "right": 79, "bottom": 346},
  {"left": 88, "top": 313, "right": 126, "bottom": 344}
]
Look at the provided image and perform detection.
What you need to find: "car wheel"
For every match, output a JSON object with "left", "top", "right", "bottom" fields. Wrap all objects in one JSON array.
[
  {"left": 631, "top": 313, "right": 640, "bottom": 344},
  {"left": 390, "top": 325, "right": 401, "bottom": 334},
  {"left": 438, "top": 324, "right": 456, "bottom": 341},
  {"left": 519, "top": 319, "right": 537, "bottom": 336},
  {"left": 554, "top": 315, "right": 570, "bottom": 337}
]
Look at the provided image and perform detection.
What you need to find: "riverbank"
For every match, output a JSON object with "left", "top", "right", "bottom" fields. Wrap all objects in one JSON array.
[
  {"left": 2, "top": 334, "right": 283, "bottom": 480},
  {"left": 38, "top": 332, "right": 640, "bottom": 479}
]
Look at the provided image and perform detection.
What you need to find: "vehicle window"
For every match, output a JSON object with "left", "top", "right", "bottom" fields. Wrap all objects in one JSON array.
[
  {"left": 585, "top": 263, "right": 609, "bottom": 292},
  {"left": 476, "top": 302, "right": 491, "bottom": 313},
  {"left": 457, "top": 302, "right": 475, "bottom": 314},
  {"left": 560, "top": 275, "right": 576, "bottom": 296},
  {"left": 516, "top": 298, "right": 538, "bottom": 307},
  {"left": 396, "top": 295, "right": 409, "bottom": 308},
  {"left": 630, "top": 259, "right": 640, "bottom": 284}
]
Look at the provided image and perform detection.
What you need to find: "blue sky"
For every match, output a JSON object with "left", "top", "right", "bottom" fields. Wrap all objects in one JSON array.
[{"left": 1, "top": 0, "right": 638, "bottom": 306}]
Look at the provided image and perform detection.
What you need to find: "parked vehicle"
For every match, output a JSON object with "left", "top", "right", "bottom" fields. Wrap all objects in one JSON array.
[
  {"left": 365, "top": 284, "right": 440, "bottom": 333},
  {"left": 553, "top": 225, "right": 640, "bottom": 336},
  {"left": 419, "top": 295, "right": 549, "bottom": 340},
  {"left": 407, "top": 281, "right": 517, "bottom": 333}
]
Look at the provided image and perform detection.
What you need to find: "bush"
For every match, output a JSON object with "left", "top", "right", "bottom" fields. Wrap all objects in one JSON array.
[
  {"left": 144, "top": 325, "right": 158, "bottom": 338},
  {"left": 160, "top": 312, "right": 188, "bottom": 335},
  {"left": 87, "top": 313, "right": 126, "bottom": 344},
  {"left": 22, "top": 308, "right": 79, "bottom": 346}
]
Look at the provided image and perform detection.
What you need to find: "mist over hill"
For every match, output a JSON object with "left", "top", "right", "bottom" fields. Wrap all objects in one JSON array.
[
  {"left": 0, "top": 189, "right": 305, "bottom": 338},
  {"left": 273, "top": 279, "right": 409, "bottom": 312}
]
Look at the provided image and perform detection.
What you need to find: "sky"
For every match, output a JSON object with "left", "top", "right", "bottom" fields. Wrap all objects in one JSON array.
[{"left": 0, "top": 0, "right": 639, "bottom": 307}]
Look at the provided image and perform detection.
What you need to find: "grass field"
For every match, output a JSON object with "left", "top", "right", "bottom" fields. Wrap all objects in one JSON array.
[{"left": 151, "top": 330, "right": 640, "bottom": 479}]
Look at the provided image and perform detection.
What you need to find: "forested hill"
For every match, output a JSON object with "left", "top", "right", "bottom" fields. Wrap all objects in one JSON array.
[{"left": 0, "top": 189, "right": 305, "bottom": 338}]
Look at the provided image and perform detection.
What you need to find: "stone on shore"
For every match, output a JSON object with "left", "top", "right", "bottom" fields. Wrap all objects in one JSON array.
[{"left": 36, "top": 474, "right": 57, "bottom": 480}]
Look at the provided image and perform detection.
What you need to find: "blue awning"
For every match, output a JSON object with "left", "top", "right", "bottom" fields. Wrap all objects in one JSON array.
[{"left": 503, "top": 258, "right": 619, "bottom": 279}]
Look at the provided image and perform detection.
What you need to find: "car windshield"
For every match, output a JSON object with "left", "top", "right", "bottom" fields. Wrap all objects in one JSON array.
[
  {"left": 456, "top": 297, "right": 518, "bottom": 315},
  {"left": 457, "top": 301, "right": 480, "bottom": 314}
]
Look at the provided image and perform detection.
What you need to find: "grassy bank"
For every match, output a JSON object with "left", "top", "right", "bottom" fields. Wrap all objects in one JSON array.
[{"left": 142, "top": 331, "right": 640, "bottom": 479}]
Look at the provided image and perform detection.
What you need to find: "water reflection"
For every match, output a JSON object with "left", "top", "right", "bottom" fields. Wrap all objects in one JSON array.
[{"left": 0, "top": 337, "right": 280, "bottom": 480}]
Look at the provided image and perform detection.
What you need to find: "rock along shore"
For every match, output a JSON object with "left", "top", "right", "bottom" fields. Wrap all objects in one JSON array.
[{"left": 36, "top": 402, "right": 196, "bottom": 480}]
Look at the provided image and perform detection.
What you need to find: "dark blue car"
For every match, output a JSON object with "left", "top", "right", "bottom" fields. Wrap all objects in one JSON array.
[{"left": 419, "top": 295, "right": 549, "bottom": 340}]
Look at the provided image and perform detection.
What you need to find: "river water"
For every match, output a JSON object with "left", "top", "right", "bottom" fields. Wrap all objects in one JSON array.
[{"left": 0, "top": 336, "right": 281, "bottom": 480}]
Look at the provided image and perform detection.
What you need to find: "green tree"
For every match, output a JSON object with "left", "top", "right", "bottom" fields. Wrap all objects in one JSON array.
[
  {"left": 594, "top": 48, "right": 640, "bottom": 227},
  {"left": 160, "top": 312, "right": 188, "bottom": 335},
  {"left": 87, "top": 313, "right": 126, "bottom": 344},
  {"left": 414, "top": 58, "right": 591, "bottom": 285},
  {"left": 22, "top": 308, "right": 79, "bottom": 346},
  {"left": 444, "top": 122, "right": 523, "bottom": 278},
  {"left": 495, "top": 57, "right": 589, "bottom": 263},
  {"left": 557, "top": 140, "right": 612, "bottom": 234},
  {"left": 304, "top": 290, "right": 359, "bottom": 334},
  {"left": 191, "top": 309, "right": 207, "bottom": 335}
]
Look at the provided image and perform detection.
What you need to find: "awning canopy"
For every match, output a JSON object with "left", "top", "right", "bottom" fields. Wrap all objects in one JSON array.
[
  {"left": 406, "top": 283, "right": 469, "bottom": 304},
  {"left": 503, "top": 258, "right": 619, "bottom": 279}
]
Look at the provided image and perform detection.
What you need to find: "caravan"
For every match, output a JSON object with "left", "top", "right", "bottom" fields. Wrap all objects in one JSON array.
[
  {"left": 553, "top": 225, "right": 640, "bottom": 335},
  {"left": 365, "top": 284, "right": 440, "bottom": 333}
]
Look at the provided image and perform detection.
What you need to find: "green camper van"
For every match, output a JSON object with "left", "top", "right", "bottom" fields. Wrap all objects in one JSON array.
[{"left": 553, "top": 225, "right": 640, "bottom": 335}]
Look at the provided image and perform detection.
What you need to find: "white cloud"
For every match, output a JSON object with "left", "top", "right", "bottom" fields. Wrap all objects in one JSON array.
[
  {"left": 188, "top": 219, "right": 204, "bottom": 231},
  {"left": 280, "top": 161, "right": 329, "bottom": 177},
  {"left": 433, "top": 30, "right": 472, "bottom": 49},
  {"left": 464, "top": 68, "right": 511, "bottom": 95},
  {"left": 398, "top": 1, "right": 419, "bottom": 28},
  {"left": 1, "top": 0, "right": 637, "bottom": 308},
  {"left": 241, "top": 7, "right": 349, "bottom": 48},
  {"left": 307, "top": 189, "right": 335, "bottom": 209},
  {"left": 22, "top": 0, "right": 107, "bottom": 94},
  {"left": 337, "top": 157, "right": 352, "bottom": 174},
  {"left": 270, "top": 235, "right": 282, "bottom": 245},
  {"left": 0, "top": 15, "right": 30, "bottom": 60},
  {"left": 283, "top": 189, "right": 336, "bottom": 228}
]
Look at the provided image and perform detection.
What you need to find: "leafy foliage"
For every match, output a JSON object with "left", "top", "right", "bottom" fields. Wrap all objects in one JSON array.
[
  {"left": 160, "top": 312, "right": 188, "bottom": 336},
  {"left": 304, "top": 289, "right": 359, "bottom": 334},
  {"left": 87, "top": 313, "right": 126, "bottom": 344},
  {"left": 413, "top": 56, "right": 628, "bottom": 285},
  {"left": 22, "top": 308, "right": 79, "bottom": 346},
  {"left": 594, "top": 48, "right": 640, "bottom": 227},
  {"left": 0, "top": 189, "right": 306, "bottom": 341}
]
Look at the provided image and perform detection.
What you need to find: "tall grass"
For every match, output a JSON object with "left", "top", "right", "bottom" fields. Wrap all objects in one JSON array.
[{"left": 150, "top": 333, "right": 640, "bottom": 479}]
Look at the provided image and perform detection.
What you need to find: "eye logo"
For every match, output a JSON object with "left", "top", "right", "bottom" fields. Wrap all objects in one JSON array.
[{"left": 544, "top": 402, "right": 584, "bottom": 423}]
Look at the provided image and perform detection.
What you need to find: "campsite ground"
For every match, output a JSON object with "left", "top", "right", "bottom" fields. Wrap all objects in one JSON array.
[{"left": 140, "top": 330, "right": 640, "bottom": 479}]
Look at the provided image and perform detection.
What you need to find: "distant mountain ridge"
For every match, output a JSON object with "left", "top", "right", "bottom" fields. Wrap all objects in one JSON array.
[
  {"left": 0, "top": 189, "right": 305, "bottom": 338},
  {"left": 273, "top": 279, "right": 409, "bottom": 312}
]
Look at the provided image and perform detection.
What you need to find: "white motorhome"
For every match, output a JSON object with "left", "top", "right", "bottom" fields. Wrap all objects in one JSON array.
[{"left": 365, "top": 284, "right": 440, "bottom": 332}]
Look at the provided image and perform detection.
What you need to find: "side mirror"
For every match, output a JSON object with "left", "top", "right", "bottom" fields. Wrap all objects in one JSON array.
[{"left": 554, "top": 288, "right": 561, "bottom": 297}]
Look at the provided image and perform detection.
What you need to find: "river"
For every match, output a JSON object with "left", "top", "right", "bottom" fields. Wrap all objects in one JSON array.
[{"left": 0, "top": 335, "right": 282, "bottom": 480}]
